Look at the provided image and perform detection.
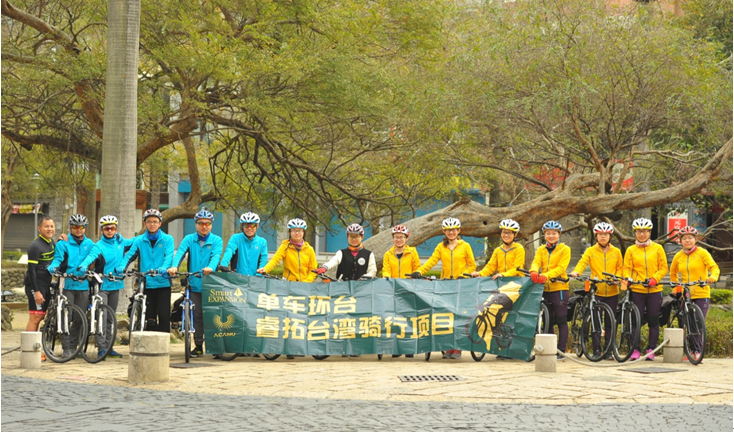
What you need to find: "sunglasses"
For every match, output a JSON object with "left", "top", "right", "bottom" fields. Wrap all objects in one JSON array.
[
  {"left": 102, "top": 226, "right": 117, "bottom": 232},
  {"left": 244, "top": 224, "right": 258, "bottom": 229},
  {"left": 197, "top": 221, "right": 212, "bottom": 227},
  {"left": 70, "top": 225, "right": 86, "bottom": 230}
]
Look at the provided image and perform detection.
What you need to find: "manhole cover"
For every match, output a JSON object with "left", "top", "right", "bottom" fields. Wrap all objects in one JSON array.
[
  {"left": 620, "top": 367, "right": 687, "bottom": 374},
  {"left": 398, "top": 375, "right": 464, "bottom": 382},
  {"left": 170, "top": 363, "right": 215, "bottom": 368},
  {"left": 582, "top": 376, "right": 619, "bottom": 382}
]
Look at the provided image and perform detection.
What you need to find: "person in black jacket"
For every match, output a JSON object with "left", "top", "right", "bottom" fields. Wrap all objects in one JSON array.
[{"left": 314, "top": 224, "right": 377, "bottom": 281}]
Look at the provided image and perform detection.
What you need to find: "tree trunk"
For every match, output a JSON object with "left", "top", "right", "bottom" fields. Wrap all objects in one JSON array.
[
  {"left": 365, "top": 139, "right": 733, "bottom": 268},
  {"left": 1, "top": 145, "right": 19, "bottom": 252},
  {"left": 100, "top": 0, "right": 140, "bottom": 311}
]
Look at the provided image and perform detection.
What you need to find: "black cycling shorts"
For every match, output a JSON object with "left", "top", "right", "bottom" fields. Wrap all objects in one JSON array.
[{"left": 25, "top": 285, "right": 51, "bottom": 315}]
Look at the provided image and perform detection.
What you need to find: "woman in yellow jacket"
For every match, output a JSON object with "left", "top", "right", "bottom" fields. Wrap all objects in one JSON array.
[
  {"left": 410, "top": 217, "right": 476, "bottom": 359},
  {"left": 621, "top": 218, "right": 669, "bottom": 361},
  {"left": 670, "top": 226, "right": 720, "bottom": 361},
  {"left": 382, "top": 225, "right": 421, "bottom": 279},
  {"left": 470, "top": 219, "right": 525, "bottom": 280},
  {"left": 257, "top": 218, "right": 317, "bottom": 283},
  {"left": 569, "top": 222, "right": 623, "bottom": 360},
  {"left": 529, "top": 220, "right": 571, "bottom": 359}
]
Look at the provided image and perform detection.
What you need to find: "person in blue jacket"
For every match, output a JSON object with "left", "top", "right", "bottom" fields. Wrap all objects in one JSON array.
[
  {"left": 116, "top": 209, "right": 175, "bottom": 333},
  {"left": 77, "top": 215, "right": 134, "bottom": 358},
  {"left": 47, "top": 214, "right": 95, "bottom": 359},
  {"left": 218, "top": 212, "right": 268, "bottom": 276},
  {"left": 167, "top": 209, "right": 223, "bottom": 358}
]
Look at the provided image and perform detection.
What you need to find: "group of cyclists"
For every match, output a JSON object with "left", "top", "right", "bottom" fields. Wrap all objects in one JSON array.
[{"left": 24, "top": 207, "right": 719, "bottom": 362}]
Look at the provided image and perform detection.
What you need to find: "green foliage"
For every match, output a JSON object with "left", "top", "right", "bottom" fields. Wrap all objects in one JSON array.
[
  {"left": 710, "top": 289, "right": 732, "bottom": 305},
  {"left": 2, "top": 251, "right": 22, "bottom": 261},
  {"left": 705, "top": 307, "right": 733, "bottom": 358}
]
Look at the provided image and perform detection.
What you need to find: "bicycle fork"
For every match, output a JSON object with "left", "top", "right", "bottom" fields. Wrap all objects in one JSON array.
[
  {"left": 181, "top": 299, "right": 195, "bottom": 333},
  {"left": 57, "top": 295, "right": 70, "bottom": 335}
]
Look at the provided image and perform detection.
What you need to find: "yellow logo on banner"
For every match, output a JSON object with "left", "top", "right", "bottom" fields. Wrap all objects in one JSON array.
[
  {"left": 213, "top": 314, "right": 235, "bottom": 330},
  {"left": 234, "top": 288, "right": 243, "bottom": 297}
]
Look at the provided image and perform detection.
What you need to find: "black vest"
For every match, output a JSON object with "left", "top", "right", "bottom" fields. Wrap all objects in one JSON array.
[{"left": 335, "top": 248, "right": 371, "bottom": 281}]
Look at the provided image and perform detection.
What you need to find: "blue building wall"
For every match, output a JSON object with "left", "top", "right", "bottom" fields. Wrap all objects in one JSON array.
[{"left": 324, "top": 192, "right": 487, "bottom": 260}]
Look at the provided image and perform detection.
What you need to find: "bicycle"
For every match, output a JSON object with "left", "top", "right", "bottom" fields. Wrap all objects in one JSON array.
[
  {"left": 127, "top": 269, "right": 161, "bottom": 344},
  {"left": 42, "top": 272, "right": 89, "bottom": 363},
  {"left": 568, "top": 276, "right": 617, "bottom": 362},
  {"left": 77, "top": 271, "right": 119, "bottom": 363},
  {"left": 601, "top": 272, "right": 641, "bottom": 362},
  {"left": 175, "top": 271, "right": 202, "bottom": 363},
  {"left": 665, "top": 280, "right": 708, "bottom": 365},
  {"left": 516, "top": 268, "right": 562, "bottom": 361}
]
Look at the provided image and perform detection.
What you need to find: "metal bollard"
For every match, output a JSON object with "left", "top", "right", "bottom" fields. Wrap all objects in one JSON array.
[
  {"left": 534, "top": 333, "right": 558, "bottom": 373},
  {"left": 663, "top": 328, "right": 684, "bottom": 364},
  {"left": 20, "top": 332, "right": 42, "bottom": 369},
  {"left": 128, "top": 331, "right": 170, "bottom": 385}
]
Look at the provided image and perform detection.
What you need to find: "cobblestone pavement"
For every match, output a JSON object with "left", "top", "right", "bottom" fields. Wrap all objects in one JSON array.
[{"left": 2, "top": 375, "right": 732, "bottom": 432}]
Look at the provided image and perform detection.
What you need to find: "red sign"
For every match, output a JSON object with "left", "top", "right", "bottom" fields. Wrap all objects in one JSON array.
[{"left": 667, "top": 215, "right": 688, "bottom": 239}]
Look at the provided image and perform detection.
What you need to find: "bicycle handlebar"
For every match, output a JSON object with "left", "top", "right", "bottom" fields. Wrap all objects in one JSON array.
[
  {"left": 51, "top": 271, "right": 88, "bottom": 282},
  {"left": 666, "top": 280, "right": 707, "bottom": 288},
  {"left": 516, "top": 268, "right": 568, "bottom": 283}
]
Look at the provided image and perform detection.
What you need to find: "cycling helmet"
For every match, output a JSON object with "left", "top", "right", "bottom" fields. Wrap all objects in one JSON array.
[
  {"left": 499, "top": 219, "right": 520, "bottom": 233},
  {"left": 143, "top": 209, "right": 162, "bottom": 221},
  {"left": 287, "top": 218, "right": 307, "bottom": 230},
  {"left": 442, "top": 217, "right": 461, "bottom": 230},
  {"left": 240, "top": 212, "right": 260, "bottom": 224},
  {"left": 346, "top": 224, "right": 365, "bottom": 235},
  {"left": 194, "top": 209, "right": 215, "bottom": 221},
  {"left": 391, "top": 225, "right": 410, "bottom": 237},
  {"left": 593, "top": 222, "right": 614, "bottom": 234},
  {"left": 68, "top": 214, "right": 88, "bottom": 227},
  {"left": 542, "top": 220, "right": 563, "bottom": 233},
  {"left": 99, "top": 215, "right": 118, "bottom": 227},
  {"left": 632, "top": 218, "right": 653, "bottom": 230},
  {"left": 677, "top": 226, "right": 698, "bottom": 237}
]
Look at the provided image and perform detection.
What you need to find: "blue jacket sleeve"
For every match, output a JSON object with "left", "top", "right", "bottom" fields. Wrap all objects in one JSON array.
[
  {"left": 258, "top": 238, "right": 268, "bottom": 269},
  {"left": 220, "top": 236, "right": 237, "bottom": 267},
  {"left": 172, "top": 236, "right": 190, "bottom": 268},
  {"left": 78, "top": 243, "right": 103, "bottom": 270},
  {"left": 120, "top": 237, "right": 140, "bottom": 270},
  {"left": 47, "top": 241, "right": 67, "bottom": 274},
  {"left": 207, "top": 237, "right": 223, "bottom": 269},
  {"left": 162, "top": 235, "right": 175, "bottom": 269}
]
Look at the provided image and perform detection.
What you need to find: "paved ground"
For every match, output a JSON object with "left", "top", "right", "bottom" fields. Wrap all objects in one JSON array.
[{"left": 2, "top": 311, "right": 733, "bottom": 431}]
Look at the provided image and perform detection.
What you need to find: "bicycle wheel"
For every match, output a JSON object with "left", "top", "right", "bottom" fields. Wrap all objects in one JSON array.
[
  {"left": 43, "top": 305, "right": 88, "bottom": 363},
  {"left": 581, "top": 303, "right": 616, "bottom": 362},
  {"left": 494, "top": 323, "right": 514, "bottom": 349},
  {"left": 128, "top": 299, "right": 144, "bottom": 344},
  {"left": 217, "top": 353, "right": 239, "bottom": 361},
  {"left": 613, "top": 303, "right": 640, "bottom": 362},
  {"left": 81, "top": 304, "right": 118, "bottom": 364},
  {"left": 466, "top": 314, "right": 489, "bottom": 344},
  {"left": 570, "top": 304, "right": 584, "bottom": 357},
  {"left": 41, "top": 310, "right": 65, "bottom": 363},
  {"left": 683, "top": 303, "right": 706, "bottom": 366},
  {"left": 183, "top": 301, "right": 192, "bottom": 363},
  {"left": 539, "top": 303, "right": 550, "bottom": 334},
  {"left": 263, "top": 353, "right": 281, "bottom": 361},
  {"left": 470, "top": 351, "right": 485, "bottom": 362}
]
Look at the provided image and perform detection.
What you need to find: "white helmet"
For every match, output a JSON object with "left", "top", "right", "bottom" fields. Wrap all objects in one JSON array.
[
  {"left": 99, "top": 215, "right": 118, "bottom": 227},
  {"left": 287, "top": 218, "right": 307, "bottom": 230},
  {"left": 593, "top": 222, "right": 614, "bottom": 234},
  {"left": 346, "top": 224, "right": 364, "bottom": 235},
  {"left": 632, "top": 218, "right": 653, "bottom": 230},
  {"left": 391, "top": 225, "right": 410, "bottom": 237},
  {"left": 240, "top": 212, "right": 260, "bottom": 224},
  {"left": 499, "top": 219, "right": 520, "bottom": 233},
  {"left": 143, "top": 209, "right": 162, "bottom": 221},
  {"left": 442, "top": 217, "right": 461, "bottom": 230},
  {"left": 68, "top": 214, "right": 88, "bottom": 227}
]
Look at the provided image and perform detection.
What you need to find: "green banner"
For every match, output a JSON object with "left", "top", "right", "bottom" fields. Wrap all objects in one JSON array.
[{"left": 202, "top": 273, "right": 542, "bottom": 360}]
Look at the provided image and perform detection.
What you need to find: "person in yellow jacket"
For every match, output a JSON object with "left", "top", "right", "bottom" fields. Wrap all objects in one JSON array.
[
  {"left": 471, "top": 219, "right": 525, "bottom": 279},
  {"left": 621, "top": 217, "right": 669, "bottom": 361},
  {"left": 670, "top": 226, "right": 720, "bottom": 362},
  {"left": 382, "top": 225, "right": 421, "bottom": 279},
  {"left": 569, "top": 222, "right": 623, "bottom": 360},
  {"left": 410, "top": 217, "right": 476, "bottom": 359},
  {"left": 382, "top": 224, "right": 421, "bottom": 358},
  {"left": 529, "top": 220, "right": 570, "bottom": 359},
  {"left": 257, "top": 218, "right": 317, "bottom": 283}
]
